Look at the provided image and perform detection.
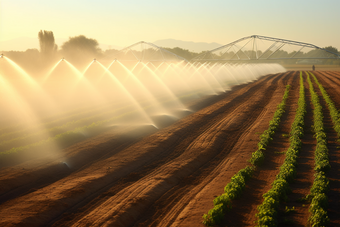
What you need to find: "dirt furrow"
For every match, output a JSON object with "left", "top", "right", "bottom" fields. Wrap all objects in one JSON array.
[
  {"left": 154, "top": 72, "right": 296, "bottom": 227},
  {"left": 65, "top": 73, "right": 286, "bottom": 227},
  {"left": 313, "top": 71, "right": 340, "bottom": 226},
  {"left": 276, "top": 72, "right": 315, "bottom": 226},
  {"left": 0, "top": 125, "right": 158, "bottom": 204},
  {"left": 0, "top": 74, "right": 279, "bottom": 226},
  {"left": 209, "top": 71, "right": 298, "bottom": 227},
  {"left": 3, "top": 70, "right": 340, "bottom": 227},
  {"left": 315, "top": 71, "right": 340, "bottom": 109},
  {"left": 50, "top": 73, "right": 288, "bottom": 227},
  {"left": 0, "top": 78, "right": 269, "bottom": 205}
]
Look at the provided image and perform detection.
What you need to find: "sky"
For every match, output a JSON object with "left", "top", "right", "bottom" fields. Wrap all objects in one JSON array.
[{"left": 0, "top": 0, "right": 339, "bottom": 50}]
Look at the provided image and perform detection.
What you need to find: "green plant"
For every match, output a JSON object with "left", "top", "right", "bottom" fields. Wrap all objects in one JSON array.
[
  {"left": 284, "top": 206, "right": 296, "bottom": 214},
  {"left": 249, "top": 85, "right": 291, "bottom": 166},
  {"left": 202, "top": 166, "right": 254, "bottom": 226},
  {"left": 203, "top": 84, "right": 292, "bottom": 226},
  {"left": 305, "top": 72, "right": 330, "bottom": 227},
  {"left": 282, "top": 133, "right": 290, "bottom": 138},
  {"left": 255, "top": 72, "right": 306, "bottom": 226}
]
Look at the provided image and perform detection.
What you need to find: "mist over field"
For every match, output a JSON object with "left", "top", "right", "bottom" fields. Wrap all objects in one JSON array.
[{"left": 1, "top": 1, "right": 340, "bottom": 226}]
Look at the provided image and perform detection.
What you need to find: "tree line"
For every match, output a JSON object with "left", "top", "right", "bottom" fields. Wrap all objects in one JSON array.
[{"left": 2, "top": 30, "right": 339, "bottom": 73}]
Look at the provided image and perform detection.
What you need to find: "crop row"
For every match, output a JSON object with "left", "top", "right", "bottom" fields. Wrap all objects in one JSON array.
[
  {"left": 0, "top": 102, "right": 132, "bottom": 152},
  {"left": 250, "top": 85, "right": 291, "bottom": 166},
  {"left": 0, "top": 95, "right": 152, "bottom": 144},
  {"left": 0, "top": 94, "right": 170, "bottom": 153},
  {"left": 255, "top": 72, "right": 306, "bottom": 226},
  {"left": 0, "top": 84, "right": 203, "bottom": 139},
  {"left": 0, "top": 88, "right": 202, "bottom": 151},
  {"left": 311, "top": 72, "right": 340, "bottom": 138},
  {"left": 0, "top": 90, "right": 202, "bottom": 163},
  {"left": 0, "top": 107, "right": 141, "bottom": 163},
  {"left": 202, "top": 84, "right": 291, "bottom": 226},
  {"left": 306, "top": 72, "right": 330, "bottom": 226}
]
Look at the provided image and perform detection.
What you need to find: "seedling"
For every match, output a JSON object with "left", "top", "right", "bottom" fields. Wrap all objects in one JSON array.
[
  {"left": 281, "top": 133, "right": 289, "bottom": 138},
  {"left": 284, "top": 206, "right": 296, "bottom": 214}
]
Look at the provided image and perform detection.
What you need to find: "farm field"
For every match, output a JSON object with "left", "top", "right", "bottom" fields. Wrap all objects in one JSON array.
[{"left": 1, "top": 70, "right": 340, "bottom": 227}]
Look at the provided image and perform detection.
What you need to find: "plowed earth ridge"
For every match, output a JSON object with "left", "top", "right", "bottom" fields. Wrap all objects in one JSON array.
[
  {"left": 58, "top": 72, "right": 292, "bottom": 227},
  {"left": 310, "top": 71, "right": 340, "bottom": 226},
  {"left": 276, "top": 72, "right": 316, "bottom": 226},
  {"left": 1, "top": 71, "right": 340, "bottom": 227}
]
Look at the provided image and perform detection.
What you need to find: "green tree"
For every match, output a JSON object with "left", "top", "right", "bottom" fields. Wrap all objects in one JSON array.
[
  {"left": 324, "top": 46, "right": 338, "bottom": 55},
  {"left": 163, "top": 47, "right": 199, "bottom": 60},
  {"left": 38, "top": 30, "right": 58, "bottom": 58},
  {"left": 322, "top": 46, "right": 340, "bottom": 64},
  {"left": 61, "top": 35, "right": 102, "bottom": 65},
  {"left": 61, "top": 35, "right": 101, "bottom": 56}
]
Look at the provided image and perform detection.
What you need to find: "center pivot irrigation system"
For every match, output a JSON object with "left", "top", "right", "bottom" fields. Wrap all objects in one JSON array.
[{"left": 191, "top": 35, "right": 340, "bottom": 62}]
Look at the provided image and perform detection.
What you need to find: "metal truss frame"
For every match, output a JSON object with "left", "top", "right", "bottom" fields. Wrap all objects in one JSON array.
[{"left": 192, "top": 35, "right": 340, "bottom": 61}]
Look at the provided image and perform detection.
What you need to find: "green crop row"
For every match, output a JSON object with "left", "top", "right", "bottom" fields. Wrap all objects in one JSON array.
[
  {"left": 202, "top": 84, "right": 291, "bottom": 226},
  {"left": 307, "top": 73, "right": 330, "bottom": 172},
  {"left": 306, "top": 72, "right": 330, "bottom": 226},
  {"left": 310, "top": 72, "right": 340, "bottom": 137},
  {"left": 255, "top": 72, "right": 306, "bottom": 227},
  {"left": 202, "top": 166, "right": 254, "bottom": 226},
  {"left": 250, "top": 84, "right": 291, "bottom": 166}
]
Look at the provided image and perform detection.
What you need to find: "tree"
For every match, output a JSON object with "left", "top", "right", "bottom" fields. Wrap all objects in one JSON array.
[
  {"left": 61, "top": 35, "right": 102, "bottom": 64},
  {"left": 61, "top": 35, "right": 101, "bottom": 56},
  {"left": 163, "top": 47, "right": 199, "bottom": 60},
  {"left": 324, "top": 46, "right": 339, "bottom": 55},
  {"left": 323, "top": 46, "right": 340, "bottom": 65},
  {"left": 38, "top": 30, "right": 58, "bottom": 58}
]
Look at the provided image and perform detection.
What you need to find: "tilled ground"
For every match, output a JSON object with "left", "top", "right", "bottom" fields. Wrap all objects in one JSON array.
[{"left": 0, "top": 71, "right": 339, "bottom": 227}]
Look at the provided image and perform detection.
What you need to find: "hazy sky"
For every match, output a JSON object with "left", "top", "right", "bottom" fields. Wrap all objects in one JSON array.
[{"left": 1, "top": 0, "right": 339, "bottom": 50}]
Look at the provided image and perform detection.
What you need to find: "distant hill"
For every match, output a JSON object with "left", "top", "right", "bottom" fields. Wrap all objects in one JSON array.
[
  {"left": 153, "top": 39, "right": 222, "bottom": 53},
  {"left": 0, "top": 37, "right": 120, "bottom": 52}
]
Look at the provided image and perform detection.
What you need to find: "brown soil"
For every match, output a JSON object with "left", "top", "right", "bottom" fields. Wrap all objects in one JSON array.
[
  {"left": 311, "top": 71, "right": 340, "bottom": 226},
  {"left": 1, "top": 71, "right": 340, "bottom": 227},
  {"left": 277, "top": 71, "right": 316, "bottom": 226},
  {"left": 282, "top": 65, "right": 340, "bottom": 72}
]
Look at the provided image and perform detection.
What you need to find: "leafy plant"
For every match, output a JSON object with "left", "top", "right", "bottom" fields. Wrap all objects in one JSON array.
[
  {"left": 305, "top": 72, "right": 330, "bottom": 227},
  {"left": 284, "top": 206, "right": 296, "bottom": 214},
  {"left": 249, "top": 85, "right": 291, "bottom": 166},
  {"left": 255, "top": 72, "right": 306, "bottom": 226},
  {"left": 203, "top": 83, "right": 292, "bottom": 226}
]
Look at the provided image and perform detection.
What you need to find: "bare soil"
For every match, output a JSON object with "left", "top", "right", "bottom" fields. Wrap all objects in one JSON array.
[{"left": 1, "top": 71, "right": 340, "bottom": 227}]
